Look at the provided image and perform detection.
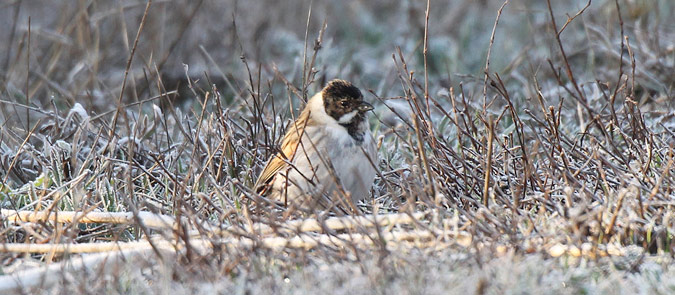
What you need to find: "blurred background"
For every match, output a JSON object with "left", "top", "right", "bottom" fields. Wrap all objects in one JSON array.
[{"left": 1, "top": 0, "right": 671, "bottom": 116}]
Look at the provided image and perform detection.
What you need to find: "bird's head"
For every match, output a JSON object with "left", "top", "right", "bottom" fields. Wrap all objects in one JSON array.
[{"left": 321, "top": 79, "right": 373, "bottom": 124}]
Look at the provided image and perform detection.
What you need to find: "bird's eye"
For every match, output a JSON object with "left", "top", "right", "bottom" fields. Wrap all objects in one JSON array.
[{"left": 339, "top": 100, "right": 348, "bottom": 107}]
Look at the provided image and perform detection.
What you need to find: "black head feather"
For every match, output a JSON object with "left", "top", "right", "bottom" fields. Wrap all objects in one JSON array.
[
  {"left": 322, "top": 80, "right": 364, "bottom": 121},
  {"left": 323, "top": 80, "right": 362, "bottom": 102}
]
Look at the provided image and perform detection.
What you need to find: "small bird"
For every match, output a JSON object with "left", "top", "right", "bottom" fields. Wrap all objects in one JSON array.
[{"left": 254, "top": 79, "right": 377, "bottom": 213}]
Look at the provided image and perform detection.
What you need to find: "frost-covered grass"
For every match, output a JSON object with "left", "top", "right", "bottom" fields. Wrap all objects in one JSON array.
[{"left": 0, "top": 0, "right": 674, "bottom": 294}]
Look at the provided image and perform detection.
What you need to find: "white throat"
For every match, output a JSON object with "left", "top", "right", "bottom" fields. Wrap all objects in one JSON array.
[{"left": 337, "top": 110, "right": 359, "bottom": 124}]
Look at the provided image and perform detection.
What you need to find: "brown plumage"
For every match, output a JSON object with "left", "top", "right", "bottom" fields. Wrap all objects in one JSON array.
[{"left": 254, "top": 105, "right": 311, "bottom": 193}]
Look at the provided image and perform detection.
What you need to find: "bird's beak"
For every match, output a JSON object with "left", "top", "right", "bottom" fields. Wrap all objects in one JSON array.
[{"left": 357, "top": 101, "right": 374, "bottom": 113}]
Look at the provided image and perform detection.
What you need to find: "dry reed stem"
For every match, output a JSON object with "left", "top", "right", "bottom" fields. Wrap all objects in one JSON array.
[
  {"left": 0, "top": 240, "right": 173, "bottom": 254},
  {"left": 1, "top": 209, "right": 176, "bottom": 230},
  {"left": 0, "top": 228, "right": 439, "bottom": 255},
  {"left": 547, "top": 243, "right": 632, "bottom": 258},
  {"left": 246, "top": 212, "right": 427, "bottom": 235},
  {"left": 2, "top": 209, "right": 426, "bottom": 237}
]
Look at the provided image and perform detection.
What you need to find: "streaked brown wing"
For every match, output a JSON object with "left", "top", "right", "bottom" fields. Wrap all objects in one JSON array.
[{"left": 254, "top": 109, "right": 311, "bottom": 194}]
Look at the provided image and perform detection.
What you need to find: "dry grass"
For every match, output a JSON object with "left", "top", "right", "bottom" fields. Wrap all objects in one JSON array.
[{"left": 0, "top": 0, "right": 674, "bottom": 294}]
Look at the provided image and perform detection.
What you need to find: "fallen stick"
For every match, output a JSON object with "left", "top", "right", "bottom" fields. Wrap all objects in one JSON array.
[
  {"left": 245, "top": 212, "right": 427, "bottom": 235},
  {"left": 0, "top": 227, "right": 437, "bottom": 254},
  {"left": 547, "top": 243, "right": 630, "bottom": 258},
  {"left": 0, "top": 240, "right": 173, "bottom": 254},
  {"left": 2, "top": 210, "right": 427, "bottom": 237},
  {"left": 1, "top": 209, "right": 176, "bottom": 229}
]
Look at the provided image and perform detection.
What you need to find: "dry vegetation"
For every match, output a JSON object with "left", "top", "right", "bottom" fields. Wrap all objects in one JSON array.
[{"left": 0, "top": 0, "right": 674, "bottom": 294}]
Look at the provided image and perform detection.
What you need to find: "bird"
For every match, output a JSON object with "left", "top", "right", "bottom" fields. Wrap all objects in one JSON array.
[{"left": 254, "top": 79, "right": 377, "bottom": 213}]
